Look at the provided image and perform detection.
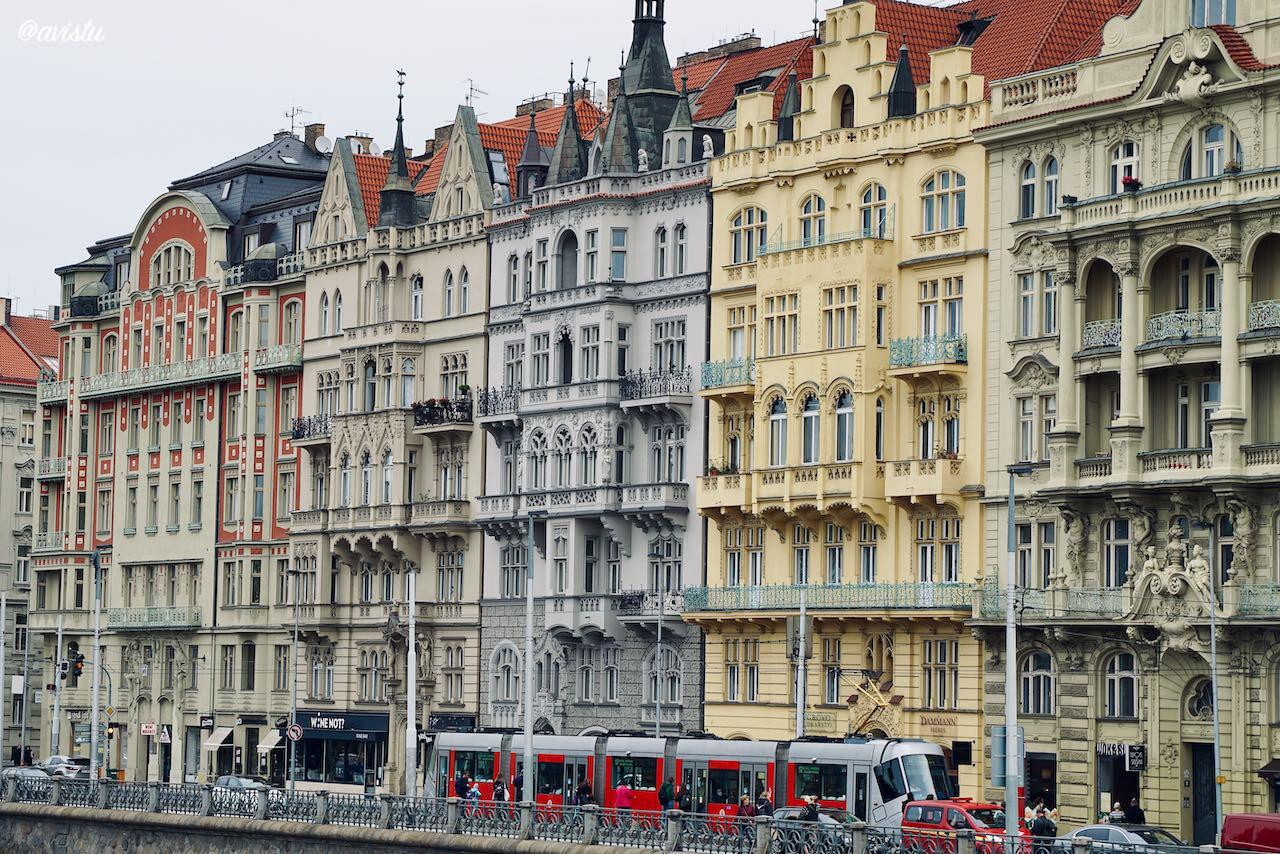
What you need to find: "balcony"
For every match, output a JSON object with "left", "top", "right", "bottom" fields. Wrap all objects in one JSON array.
[
  {"left": 884, "top": 456, "right": 966, "bottom": 503},
  {"left": 409, "top": 500, "right": 471, "bottom": 527},
  {"left": 888, "top": 335, "right": 967, "bottom": 370},
  {"left": 974, "top": 580, "right": 1126, "bottom": 622},
  {"left": 545, "top": 595, "right": 621, "bottom": 641},
  {"left": 696, "top": 473, "right": 752, "bottom": 515},
  {"left": 34, "top": 531, "right": 63, "bottom": 552},
  {"left": 700, "top": 358, "right": 754, "bottom": 394},
  {"left": 37, "top": 379, "right": 69, "bottom": 405},
  {"left": 253, "top": 343, "right": 303, "bottom": 373},
  {"left": 753, "top": 463, "right": 876, "bottom": 514},
  {"left": 476, "top": 493, "right": 519, "bottom": 520},
  {"left": 106, "top": 606, "right": 202, "bottom": 631},
  {"left": 1081, "top": 318, "right": 1121, "bottom": 350},
  {"left": 1138, "top": 448, "right": 1213, "bottom": 476},
  {"left": 520, "top": 381, "right": 619, "bottom": 413},
  {"left": 37, "top": 457, "right": 67, "bottom": 479},
  {"left": 412, "top": 398, "right": 473, "bottom": 435},
  {"left": 79, "top": 352, "right": 241, "bottom": 399},
  {"left": 1249, "top": 300, "right": 1280, "bottom": 332},
  {"left": 1144, "top": 309, "right": 1219, "bottom": 345},
  {"left": 620, "top": 483, "right": 689, "bottom": 527},
  {"left": 1075, "top": 456, "right": 1113, "bottom": 479},
  {"left": 1244, "top": 444, "right": 1280, "bottom": 469},
  {"left": 683, "top": 582, "right": 972, "bottom": 614},
  {"left": 525, "top": 485, "right": 620, "bottom": 517},
  {"left": 475, "top": 387, "right": 520, "bottom": 423},
  {"left": 616, "top": 590, "right": 687, "bottom": 636},
  {"left": 760, "top": 225, "right": 895, "bottom": 258},
  {"left": 620, "top": 369, "right": 693, "bottom": 408},
  {"left": 291, "top": 415, "right": 332, "bottom": 443}
]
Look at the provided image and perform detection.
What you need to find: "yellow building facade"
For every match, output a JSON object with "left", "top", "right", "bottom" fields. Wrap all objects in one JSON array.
[{"left": 688, "top": 1, "right": 989, "bottom": 796}]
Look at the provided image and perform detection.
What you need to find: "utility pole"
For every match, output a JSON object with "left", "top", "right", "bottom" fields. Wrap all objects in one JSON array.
[
  {"left": 649, "top": 548, "right": 664, "bottom": 739},
  {"left": 89, "top": 550, "right": 103, "bottom": 780},
  {"left": 0, "top": 594, "right": 7, "bottom": 764},
  {"left": 523, "top": 513, "right": 536, "bottom": 802},
  {"left": 795, "top": 585, "right": 807, "bottom": 738},
  {"left": 51, "top": 614, "right": 64, "bottom": 756},
  {"left": 1004, "top": 464, "right": 1034, "bottom": 840},
  {"left": 288, "top": 563, "right": 301, "bottom": 791},
  {"left": 20, "top": 624, "right": 30, "bottom": 764},
  {"left": 405, "top": 562, "right": 418, "bottom": 798},
  {"left": 1193, "top": 519, "right": 1225, "bottom": 844}
]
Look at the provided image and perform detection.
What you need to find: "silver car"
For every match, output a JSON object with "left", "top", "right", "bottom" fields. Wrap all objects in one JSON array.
[
  {"left": 40, "top": 755, "right": 88, "bottom": 779},
  {"left": 1056, "top": 824, "right": 1187, "bottom": 853}
]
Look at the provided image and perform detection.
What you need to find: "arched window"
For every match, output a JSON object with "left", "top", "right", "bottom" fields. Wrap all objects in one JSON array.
[
  {"left": 334, "top": 291, "right": 343, "bottom": 332},
  {"left": 769, "top": 397, "right": 788, "bottom": 467},
  {"left": 363, "top": 361, "right": 376, "bottom": 411},
  {"left": 1043, "top": 157, "right": 1060, "bottom": 216},
  {"left": 443, "top": 270, "right": 455, "bottom": 317},
  {"left": 400, "top": 358, "right": 415, "bottom": 407},
  {"left": 284, "top": 300, "right": 301, "bottom": 344},
  {"left": 674, "top": 224, "right": 688, "bottom": 275},
  {"left": 381, "top": 450, "right": 393, "bottom": 504},
  {"left": 730, "top": 207, "right": 768, "bottom": 264},
  {"left": 1186, "top": 677, "right": 1214, "bottom": 720},
  {"left": 677, "top": 137, "right": 687, "bottom": 164},
  {"left": 556, "top": 232, "right": 579, "bottom": 290},
  {"left": 874, "top": 397, "right": 885, "bottom": 461},
  {"left": 1109, "top": 140, "right": 1140, "bottom": 193},
  {"left": 655, "top": 227, "right": 669, "bottom": 277},
  {"left": 507, "top": 256, "right": 520, "bottom": 303},
  {"left": 645, "top": 646, "right": 683, "bottom": 708},
  {"left": 801, "top": 395, "right": 820, "bottom": 464},
  {"left": 1019, "top": 651, "right": 1055, "bottom": 715},
  {"left": 102, "top": 335, "right": 118, "bottom": 372},
  {"left": 411, "top": 275, "right": 424, "bottom": 320},
  {"left": 529, "top": 431, "right": 548, "bottom": 489},
  {"left": 922, "top": 170, "right": 966, "bottom": 233},
  {"left": 1104, "top": 652, "right": 1138, "bottom": 718},
  {"left": 150, "top": 242, "right": 195, "bottom": 289},
  {"left": 579, "top": 425, "right": 598, "bottom": 485},
  {"left": 835, "top": 86, "right": 855, "bottom": 129},
  {"left": 360, "top": 451, "right": 373, "bottom": 505},
  {"left": 553, "top": 428, "right": 572, "bottom": 487},
  {"left": 339, "top": 453, "right": 351, "bottom": 506},
  {"left": 459, "top": 267, "right": 470, "bottom": 313},
  {"left": 835, "top": 391, "right": 854, "bottom": 462},
  {"left": 1020, "top": 162, "right": 1037, "bottom": 219},
  {"left": 865, "top": 632, "right": 893, "bottom": 677},
  {"left": 227, "top": 310, "right": 244, "bottom": 352},
  {"left": 800, "top": 195, "right": 827, "bottom": 246},
  {"left": 319, "top": 293, "right": 330, "bottom": 336},
  {"left": 614, "top": 425, "right": 628, "bottom": 483},
  {"left": 493, "top": 646, "right": 520, "bottom": 702},
  {"left": 860, "top": 183, "right": 888, "bottom": 238}
]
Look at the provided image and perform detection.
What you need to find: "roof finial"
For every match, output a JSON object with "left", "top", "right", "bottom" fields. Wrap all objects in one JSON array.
[
  {"left": 396, "top": 68, "right": 406, "bottom": 123},
  {"left": 569, "top": 62, "right": 575, "bottom": 99},
  {"left": 681, "top": 70, "right": 688, "bottom": 96},
  {"left": 813, "top": 0, "right": 821, "bottom": 41}
]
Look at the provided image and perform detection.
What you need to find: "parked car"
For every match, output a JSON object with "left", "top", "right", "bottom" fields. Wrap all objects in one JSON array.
[
  {"left": 1222, "top": 813, "right": 1280, "bottom": 853},
  {"left": 903, "top": 799, "right": 1029, "bottom": 854},
  {"left": 1054, "top": 824, "right": 1185, "bottom": 852},
  {"left": 0, "top": 766, "right": 50, "bottom": 779},
  {"left": 40, "top": 755, "right": 88, "bottom": 779},
  {"left": 213, "top": 774, "right": 269, "bottom": 791},
  {"left": 771, "top": 805, "right": 860, "bottom": 854}
]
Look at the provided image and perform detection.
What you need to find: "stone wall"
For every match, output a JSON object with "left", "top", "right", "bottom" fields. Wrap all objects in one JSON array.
[{"left": 0, "top": 803, "right": 630, "bottom": 854}]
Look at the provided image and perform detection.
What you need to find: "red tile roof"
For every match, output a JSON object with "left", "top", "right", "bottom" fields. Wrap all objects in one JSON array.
[
  {"left": 0, "top": 314, "right": 56, "bottom": 387},
  {"left": 1209, "top": 24, "right": 1279, "bottom": 71},
  {"left": 687, "top": 37, "right": 814, "bottom": 122},
  {"left": 351, "top": 153, "right": 430, "bottom": 227},
  {"left": 869, "top": 0, "right": 970, "bottom": 85}
]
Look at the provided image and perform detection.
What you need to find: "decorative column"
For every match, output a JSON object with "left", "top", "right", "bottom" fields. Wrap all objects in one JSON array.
[
  {"left": 1212, "top": 244, "right": 1246, "bottom": 470},
  {"left": 1110, "top": 259, "right": 1143, "bottom": 477},
  {"left": 1047, "top": 269, "right": 1081, "bottom": 485}
]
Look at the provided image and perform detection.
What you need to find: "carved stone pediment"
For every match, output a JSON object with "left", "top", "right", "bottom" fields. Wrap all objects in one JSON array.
[
  {"left": 1007, "top": 353, "right": 1058, "bottom": 391},
  {"left": 1124, "top": 540, "right": 1218, "bottom": 654}
]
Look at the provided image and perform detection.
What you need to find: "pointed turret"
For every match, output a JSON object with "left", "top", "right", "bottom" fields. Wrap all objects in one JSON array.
[
  {"left": 887, "top": 40, "right": 918, "bottom": 119},
  {"left": 545, "top": 66, "right": 589, "bottom": 186},
  {"left": 603, "top": 57, "right": 639, "bottom": 174},
  {"left": 777, "top": 72, "right": 801, "bottom": 142},
  {"left": 379, "top": 70, "right": 418, "bottom": 228},
  {"left": 661, "top": 73, "right": 694, "bottom": 168},
  {"left": 516, "top": 109, "right": 550, "bottom": 198},
  {"left": 622, "top": 0, "right": 680, "bottom": 162}
]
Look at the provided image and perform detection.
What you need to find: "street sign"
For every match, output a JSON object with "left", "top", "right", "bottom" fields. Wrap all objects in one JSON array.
[
  {"left": 104, "top": 705, "right": 115, "bottom": 719},
  {"left": 274, "top": 715, "right": 289, "bottom": 729},
  {"left": 286, "top": 723, "right": 303, "bottom": 742},
  {"left": 158, "top": 726, "right": 171, "bottom": 744},
  {"left": 141, "top": 722, "right": 157, "bottom": 736}
]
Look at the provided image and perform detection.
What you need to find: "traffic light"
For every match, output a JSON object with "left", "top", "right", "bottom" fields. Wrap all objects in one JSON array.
[
  {"left": 106, "top": 724, "right": 116, "bottom": 740},
  {"left": 72, "top": 653, "right": 85, "bottom": 679},
  {"left": 58, "top": 660, "right": 69, "bottom": 680}
]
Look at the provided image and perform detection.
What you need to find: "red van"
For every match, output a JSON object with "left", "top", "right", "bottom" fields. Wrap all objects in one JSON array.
[
  {"left": 903, "top": 799, "right": 1028, "bottom": 854},
  {"left": 1222, "top": 813, "right": 1280, "bottom": 852}
]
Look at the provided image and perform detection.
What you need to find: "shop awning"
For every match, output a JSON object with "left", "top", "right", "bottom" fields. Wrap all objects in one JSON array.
[
  {"left": 257, "top": 730, "right": 283, "bottom": 755},
  {"left": 201, "top": 726, "right": 233, "bottom": 751},
  {"left": 1258, "top": 759, "right": 1280, "bottom": 780}
]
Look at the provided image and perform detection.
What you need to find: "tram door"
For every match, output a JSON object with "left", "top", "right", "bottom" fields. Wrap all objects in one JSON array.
[
  {"left": 852, "top": 764, "right": 871, "bottom": 821},
  {"left": 563, "top": 757, "right": 590, "bottom": 803},
  {"left": 682, "top": 761, "right": 710, "bottom": 812},
  {"left": 741, "top": 764, "right": 769, "bottom": 803}
]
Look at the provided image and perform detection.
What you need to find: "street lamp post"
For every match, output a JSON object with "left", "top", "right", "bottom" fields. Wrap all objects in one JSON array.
[
  {"left": 88, "top": 550, "right": 103, "bottom": 780},
  {"left": 1192, "top": 519, "right": 1225, "bottom": 843},
  {"left": 1004, "top": 464, "right": 1034, "bottom": 840},
  {"left": 405, "top": 561, "right": 418, "bottom": 798},
  {"left": 287, "top": 564, "right": 302, "bottom": 792},
  {"left": 648, "top": 549, "right": 664, "bottom": 739},
  {"left": 523, "top": 511, "right": 542, "bottom": 802}
]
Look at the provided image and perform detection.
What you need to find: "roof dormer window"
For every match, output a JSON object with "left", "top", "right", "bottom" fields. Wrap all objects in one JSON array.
[{"left": 1192, "top": 0, "right": 1235, "bottom": 27}]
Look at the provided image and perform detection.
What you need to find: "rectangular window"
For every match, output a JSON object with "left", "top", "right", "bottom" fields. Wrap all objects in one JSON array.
[
  {"left": 724, "top": 639, "right": 740, "bottom": 703},
  {"left": 824, "top": 524, "right": 844, "bottom": 585},
  {"left": 191, "top": 477, "right": 203, "bottom": 526},
  {"left": 220, "top": 645, "right": 236, "bottom": 690},
  {"left": 1038, "top": 521, "right": 1056, "bottom": 589},
  {"left": 727, "top": 305, "right": 756, "bottom": 360},
  {"left": 274, "top": 645, "right": 289, "bottom": 692},
  {"left": 253, "top": 474, "right": 265, "bottom": 519},
  {"left": 923, "top": 639, "right": 959, "bottom": 710},
  {"left": 822, "top": 286, "right": 857, "bottom": 349},
  {"left": 1018, "top": 274, "right": 1035, "bottom": 338},
  {"left": 1104, "top": 518, "right": 1131, "bottom": 587},
  {"left": 224, "top": 475, "right": 240, "bottom": 523},
  {"left": 744, "top": 639, "right": 759, "bottom": 702},
  {"left": 792, "top": 525, "right": 812, "bottom": 584},
  {"left": 532, "top": 334, "right": 551, "bottom": 386},
  {"left": 581, "top": 326, "right": 600, "bottom": 380},
  {"left": 126, "top": 484, "right": 138, "bottom": 530},
  {"left": 764, "top": 293, "right": 800, "bottom": 356},
  {"left": 585, "top": 230, "right": 598, "bottom": 282},
  {"left": 535, "top": 239, "right": 549, "bottom": 291},
  {"left": 823, "top": 638, "right": 842, "bottom": 705},
  {"left": 145, "top": 483, "right": 158, "bottom": 530},
  {"left": 168, "top": 481, "right": 180, "bottom": 529},
  {"left": 148, "top": 403, "right": 161, "bottom": 448},
  {"left": 610, "top": 228, "right": 627, "bottom": 281},
  {"left": 1042, "top": 270, "right": 1058, "bottom": 334},
  {"left": 226, "top": 393, "right": 240, "bottom": 438},
  {"left": 651, "top": 319, "right": 687, "bottom": 371},
  {"left": 875, "top": 286, "right": 888, "bottom": 346},
  {"left": 616, "top": 325, "right": 630, "bottom": 376},
  {"left": 193, "top": 398, "right": 206, "bottom": 443}
]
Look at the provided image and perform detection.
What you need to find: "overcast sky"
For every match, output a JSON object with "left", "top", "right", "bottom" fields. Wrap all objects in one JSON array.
[{"left": 1, "top": 0, "right": 831, "bottom": 314}]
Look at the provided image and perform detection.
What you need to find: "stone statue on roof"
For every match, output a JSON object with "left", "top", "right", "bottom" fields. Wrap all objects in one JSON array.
[{"left": 703, "top": 134, "right": 714, "bottom": 159}]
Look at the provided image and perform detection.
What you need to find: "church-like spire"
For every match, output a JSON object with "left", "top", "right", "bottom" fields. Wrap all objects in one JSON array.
[
  {"left": 623, "top": 0, "right": 679, "bottom": 159},
  {"left": 546, "top": 64, "right": 589, "bottom": 186},
  {"left": 777, "top": 72, "right": 801, "bottom": 141},
  {"left": 379, "top": 69, "right": 418, "bottom": 227},
  {"left": 603, "top": 55, "right": 638, "bottom": 174},
  {"left": 886, "top": 40, "right": 918, "bottom": 119},
  {"left": 516, "top": 107, "right": 549, "bottom": 198},
  {"left": 666, "top": 72, "right": 693, "bottom": 133}
]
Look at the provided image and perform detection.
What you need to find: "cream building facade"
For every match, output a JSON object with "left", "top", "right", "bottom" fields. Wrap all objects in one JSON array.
[
  {"left": 976, "top": 0, "right": 1280, "bottom": 840},
  {"left": 691, "top": 0, "right": 991, "bottom": 796}
]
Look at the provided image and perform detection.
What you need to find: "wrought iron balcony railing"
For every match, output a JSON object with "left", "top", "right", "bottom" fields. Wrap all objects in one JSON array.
[
  {"left": 1145, "top": 308, "right": 1220, "bottom": 343},
  {"left": 620, "top": 368, "right": 692, "bottom": 400},
  {"left": 888, "top": 334, "right": 967, "bottom": 368},
  {"left": 1249, "top": 300, "right": 1280, "bottom": 331},
  {"left": 1081, "top": 318, "right": 1121, "bottom": 349},
  {"left": 291, "top": 415, "right": 332, "bottom": 440},
  {"left": 476, "top": 386, "right": 520, "bottom": 417},
  {"left": 700, "top": 358, "right": 754, "bottom": 390},
  {"left": 37, "top": 457, "right": 67, "bottom": 478},
  {"left": 616, "top": 590, "right": 685, "bottom": 616},
  {"left": 683, "top": 582, "right": 971, "bottom": 612},
  {"left": 79, "top": 352, "right": 241, "bottom": 398},
  {"left": 412, "top": 398, "right": 473, "bottom": 427}
]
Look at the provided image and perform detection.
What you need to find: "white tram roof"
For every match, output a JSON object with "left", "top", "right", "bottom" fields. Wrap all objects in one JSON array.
[
  {"left": 435, "top": 732, "right": 507, "bottom": 751},
  {"left": 605, "top": 737, "right": 667, "bottom": 757},
  {"left": 677, "top": 739, "right": 776, "bottom": 761},
  {"left": 508, "top": 735, "right": 598, "bottom": 755}
]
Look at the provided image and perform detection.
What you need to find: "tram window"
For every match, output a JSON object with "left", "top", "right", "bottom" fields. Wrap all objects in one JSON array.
[
  {"left": 792, "top": 763, "right": 848, "bottom": 801},
  {"left": 537, "top": 760, "right": 565, "bottom": 795},
  {"left": 853, "top": 771, "right": 868, "bottom": 820},
  {"left": 874, "top": 758, "right": 907, "bottom": 801},
  {"left": 456, "top": 751, "right": 495, "bottom": 782},
  {"left": 901, "top": 752, "right": 953, "bottom": 800},
  {"left": 708, "top": 768, "right": 741, "bottom": 804},
  {"left": 613, "top": 757, "right": 658, "bottom": 790}
]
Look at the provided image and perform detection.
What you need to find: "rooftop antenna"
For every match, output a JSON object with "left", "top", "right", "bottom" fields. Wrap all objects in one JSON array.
[
  {"left": 813, "top": 0, "right": 821, "bottom": 41},
  {"left": 283, "top": 105, "right": 311, "bottom": 135},
  {"left": 464, "top": 78, "right": 488, "bottom": 107},
  {"left": 581, "top": 56, "right": 591, "bottom": 103}
]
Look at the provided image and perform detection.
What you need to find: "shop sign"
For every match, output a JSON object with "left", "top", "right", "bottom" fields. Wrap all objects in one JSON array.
[
  {"left": 921, "top": 715, "right": 957, "bottom": 737},
  {"left": 1096, "top": 741, "right": 1128, "bottom": 757},
  {"left": 141, "top": 722, "right": 157, "bottom": 736},
  {"left": 804, "top": 711, "right": 836, "bottom": 733},
  {"left": 199, "top": 715, "right": 215, "bottom": 729},
  {"left": 1126, "top": 745, "right": 1147, "bottom": 772},
  {"left": 427, "top": 713, "right": 476, "bottom": 732},
  {"left": 299, "top": 710, "right": 389, "bottom": 739},
  {"left": 235, "top": 715, "right": 267, "bottom": 726}
]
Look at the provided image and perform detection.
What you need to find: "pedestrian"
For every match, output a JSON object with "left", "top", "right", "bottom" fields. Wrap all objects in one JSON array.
[
  {"left": 576, "top": 776, "right": 594, "bottom": 806},
  {"left": 493, "top": 775, "right": 507, "bottom": 803},
  {"left": 1108, "top": 802, "right": 1126, "bottom": 823},
  {"left": 800, "top": 794, "right": 820, "bottom": 822},
  {"left": 615, "top": 775, "right": 634, "bottom": 819},
  {"left": 754, "top": 787, "right": 774, "bottom": 817},
  {"left": 1030, "top": 807, "right": 1057, "bottom": 852},
  {"left": 659, "top": 777, "right": 676, "bottom": 811},
  {"left": 466, "top": 778, "right": 481, "bottom": 815},
  {"left": 1124, "top": 798, "right": 1146, "bottom": 824},
  {"left": 513, "top": 770, "right": 524, "bottom": 803},
  {"left": 455, "top": 771, "right": 467, "bottom": 799},
  {"left": 738, "top": 794, "right": 756, "bottom": 818},
  {"left": 677, "top": 783, "right": 693, "bottom": 813}
]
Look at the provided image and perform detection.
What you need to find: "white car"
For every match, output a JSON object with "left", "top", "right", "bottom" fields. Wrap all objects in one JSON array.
[{"left": 40, "top": 756, "right": 88, "bottom": 779}]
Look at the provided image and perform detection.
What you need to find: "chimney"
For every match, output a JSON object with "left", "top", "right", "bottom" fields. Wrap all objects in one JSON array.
[
  {"left": 418, "top": 139, "right": 436, "bottom": 160},
  {"left": 516, "top": 97, "right": 554, "bottom": 117},
  {"left": 304, "top": 122, "right": 326, "bottom": 151},
  {"left": 346, "top": 133, "right": 375, "bottom": 155},
  {"left": 0, "top": 298, "right": 10, "bottom": 326},
  {"left": 274, "top": 129, "right": 292, "bottom": 141},
  {"left": 433, "top": 124, "right": 454, "bottom": 149}
]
